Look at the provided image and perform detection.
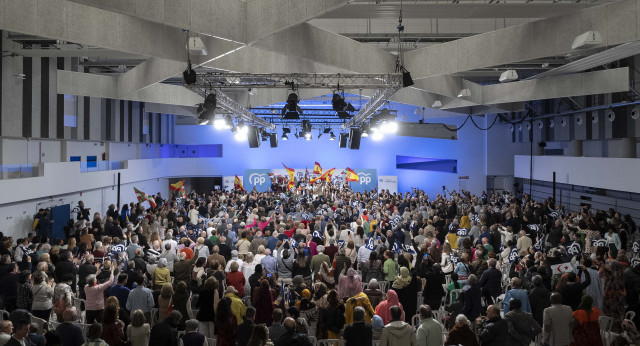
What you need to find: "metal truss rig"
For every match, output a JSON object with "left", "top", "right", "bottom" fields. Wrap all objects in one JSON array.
[
  {"left": 343, "top": 86, "right": 403, "bottom": 129},
  {"left": 194, "top": 72, "right": 403, "bottom": 90},
  {"left": 186, "top": 83, "right": 275, "bottom": 129}
]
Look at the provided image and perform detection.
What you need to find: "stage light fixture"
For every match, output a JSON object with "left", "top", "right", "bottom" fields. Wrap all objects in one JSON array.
[
  {"left": 301, "top": 120, "right": 312, "bottom": 139},
  {"left": 305, "top": 132, "right": 312, "bottom": 140},
  {"left": 282, "top": 127, "right": 291, "bottom": 140},
  {"left": 197, "top": 119, "right": 210, "bottom": 125},
  {"left": 361, "top": 123, "right": 370, "bottom": 137},
  {"left": 318, "top": 130, "right": 323, "bottom": 139},
  {"left": 332, "top": 93, "right": 356, "bottom": 118},
  {"left": 234, "top": 123, "right": 248, "bottom": 141},
  {"left": 182, "top": 61, "right": 197, "bottom": 85},
  {"left": 329, "top": 132, "right": 336, "bottom": 141},
  {"left": 204, "top": 93, "right": 216, "bottom": 109},
  {"left": 282, "top": 93, "right": 302, "bottom": 119},
  {"left": 371, "top": 128, "right": 383, "bottom": 141},
  {"left": 282, "top": 133, "right": 289, "bottom": 140}
]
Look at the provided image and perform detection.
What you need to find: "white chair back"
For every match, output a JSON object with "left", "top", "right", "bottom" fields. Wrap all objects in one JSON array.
[
  {"left": 625, "top": 311, "right": 636, "bottom": 321},
  {"left": 309, "top": 336, "right": 317, "bottom": 346},
  {"left": 432, "top": 310, "right": 450, "bottom": 327},
  {"left": 598, "top": 316, "right": 613, "bottom": 345},
  {"left": 378, "top": 281, "right": 390, "bottom": 294},
  {"left": 207, "top": 337, "right": 216, "bottom": 346},
  {"left": 29, "top": 315, "right": 47, "bottom": 334},
  {"left": 447, "top": 289, "right": 463, "bottom": 306},
  {"left": 411, "top": 314, "right": 421, "bottom": 328}
]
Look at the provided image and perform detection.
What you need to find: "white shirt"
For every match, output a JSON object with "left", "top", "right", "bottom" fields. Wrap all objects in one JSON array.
[
  {"left": 225, "top": 258, "right": 244, "bottom": 272},
  {"left": 162, "top": 239, "right": 177, "bottom": 254}
]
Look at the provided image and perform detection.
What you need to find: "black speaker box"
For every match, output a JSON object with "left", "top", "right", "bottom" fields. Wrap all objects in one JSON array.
[
  {"left": 269, "top": 133, "right": 278, "bottom": 148},
  {"left": 349, "top": 129, "right": 361, "bottom": 149},
  {"left": 248, "top": 126, "right": 260, "bottom": 148},
  {"left": 339, "top": 133, "right": 348, "bottom": 148}
]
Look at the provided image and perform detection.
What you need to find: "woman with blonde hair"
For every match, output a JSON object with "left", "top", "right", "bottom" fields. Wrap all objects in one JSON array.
[
  {"left": 157, "top": 283, "right": 174, "bottom": 322},
  {"left": 126, "top": 310, "right": 150, "bottom": 346},
  {"left": 152, "top": 258, "right": 171, "bottom": 290}
]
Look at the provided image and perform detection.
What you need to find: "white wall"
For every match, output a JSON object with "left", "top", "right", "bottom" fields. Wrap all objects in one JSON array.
[
  {"left": 0, "top": 178, "right": 169, "bottom": 239},
  {"left": 62, "top": 140, "right": 105, "bottom": 162},
  {"left": 485, "top": 115, "right": 528, "bottom": 176},
  {"left": 514, "top": 155, "right": 640, "bottom": 193}
]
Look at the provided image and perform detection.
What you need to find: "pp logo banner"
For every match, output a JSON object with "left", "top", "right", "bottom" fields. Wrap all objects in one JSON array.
[
  {"left": 244, "top": 169, "right": 272, "bottom": 192},
  {"left": 350, "top": 169, "right": 377, "bottom": 193}
]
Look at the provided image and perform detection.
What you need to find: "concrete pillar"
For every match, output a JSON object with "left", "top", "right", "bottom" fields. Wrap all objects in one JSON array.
[{"left": 565, "top": 140, "right": 583, "bottom": 156}]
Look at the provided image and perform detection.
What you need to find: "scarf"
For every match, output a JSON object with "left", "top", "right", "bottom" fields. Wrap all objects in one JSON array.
[{"left": 392, "top": 266, "right": 412, "bottom": 289}]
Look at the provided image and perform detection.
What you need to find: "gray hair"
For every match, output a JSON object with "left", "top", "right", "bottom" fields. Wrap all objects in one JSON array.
[
  {"left": 86, "top": 274, "right": 97, "bottom": 286},
  {"left": 329, "top": 238, "right": 336, "bottom": 245},
  {"left": 185, "top": 319, "right": 199, "bottom": 332},
  {"left": 317, "top": 245, "right": 325, "bottom": 253},
  {"left": 467, "top": 274, "right": 479, "bottom": 285},
  {"left": 158, "top": 258, "right": 168, "bottom": 268},
  {"left": 353, "top": 307, "right": 365, "bottom": 322},
  {"left": 455, "top": 314, "right": 471, "bottom": 326}
]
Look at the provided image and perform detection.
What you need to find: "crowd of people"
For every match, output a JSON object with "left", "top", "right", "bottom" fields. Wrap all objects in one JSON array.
[{"left": 0, "top": 182, "right": 639, "bottom": 346}]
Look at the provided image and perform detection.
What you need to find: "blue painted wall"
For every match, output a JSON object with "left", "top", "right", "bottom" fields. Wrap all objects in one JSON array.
[{"left": 173, "top": 116, "right": 487, "bottom": 197}]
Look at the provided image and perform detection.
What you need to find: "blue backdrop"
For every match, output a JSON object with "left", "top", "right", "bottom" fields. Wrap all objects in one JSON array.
[
  {"left": 350, "top": 169, "right": 377, "bottom": 193},
  {"left": 244, "top": 169, "right": 272, "bottom": 192}
]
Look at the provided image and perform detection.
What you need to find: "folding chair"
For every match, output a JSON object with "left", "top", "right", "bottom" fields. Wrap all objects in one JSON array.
[
  {"left": 598, "top": 315, "right": 613, "bottom": 346},
  {"left": 411, "top": 314, "right": 421, "bottom": 329}
]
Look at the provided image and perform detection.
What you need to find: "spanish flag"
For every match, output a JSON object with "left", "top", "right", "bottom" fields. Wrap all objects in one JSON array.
[
  {"left": 345, "top": 167, "right": 359, "bottom": 182},
  {"left": 282, "top": 163, "right": 295, "bottom": 189},
  {"left": 311, "top": 168, "right": 335, "bottom": 184},
  {"left": 313, "top": 162, "right": 322, "bottom": 174},
  {"left": 170, "top": 180, "right": 184, "bottom": 192},
  {"left": 234, "top": 175, "right": 245, "bottom": 191}
]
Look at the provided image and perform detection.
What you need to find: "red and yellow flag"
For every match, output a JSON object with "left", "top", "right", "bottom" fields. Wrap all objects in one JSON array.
[
  {"left": 311, "top": 167, "right": 335, "bottom": 184},
  {"left": 170, "top": 180, "right": 184, "bottom": 192},
  {"left": 234, "top": 175, "right": 245, "bottom": 191},
  {"left": 282, "top": 163, "right": 295, "bottom": 189},
  {"left": 313, "top": 162, "right": 322, "bottom": 174},
  {"left": 345, "top": 167, "right": 359, "bottom": 182}
]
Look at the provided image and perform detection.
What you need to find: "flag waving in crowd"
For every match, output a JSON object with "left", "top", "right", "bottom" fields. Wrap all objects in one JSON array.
[
  {"left": 283, "top": 163, "right": 295, "bottom": 189},
  {"left": 345, "top": 167, "right": 359, "bottom": 182},
  {"left": 134, "top": 187, "right": 157, "bottom": 208},
  {"left": 313, "top": 161, "right": 323, "bottom": 174},
  {"left": 234, "top": 175, "right": 245, "bottom": 191},
  {"left": 170, "top": 180, "right": 186, "bottom": 198},
  {"left": 310, "top": 168, "right": 336, "bottom": 184}
]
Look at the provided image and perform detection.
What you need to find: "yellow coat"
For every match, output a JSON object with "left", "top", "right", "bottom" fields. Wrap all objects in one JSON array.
[
  {"left": 345, "top": 292, "right": 375, "bottom": 324},
  {"left": 224, "top": 292, "right": 247, "bottom": 325}
]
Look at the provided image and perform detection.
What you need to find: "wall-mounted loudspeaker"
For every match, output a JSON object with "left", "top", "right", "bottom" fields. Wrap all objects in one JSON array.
[
  {"left": 592, "top": 111, "right": 598, "bottom": 123},
  {"left": 537, "top": 121, "right": 543, "bottom": 129},
  {"left": 606, "top": 109, "right": 615, "bottom": 122},
  {"left": 576, "top": 115, "right": 583, "bottom": 125},
  {"left": 248, "top": 126, "right": 260, "bottom": 148},
  {"left": 349, "top": 129, "right": 362, "bottom": 150},
  {"left": 560, "top": 118, "right": 567, "bottom": 127},
  {"left": 631, "top": 108, "right": 639, "bottom": 120},
  {"left": 339, "top": 133, "right": 348, "bottom": 148},
  {"left": 549, "top": 119, "right": 555, "bottom": 128},
  {"left": 509, "top": 124, "right": 514, "bottom": 132}
]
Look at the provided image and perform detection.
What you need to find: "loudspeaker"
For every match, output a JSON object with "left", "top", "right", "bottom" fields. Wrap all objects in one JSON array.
[
  {"left": 339, "top": 133, "right": 348, "bottom": 148},
  {"left": 248, "top": 126, "right": 260, "bottom": 148},
  {"left": 269, "top": 133, "right": 278, "bottom": 148},
  {"left": 349, "top": 129, "right": 362, "bottom": 150}
]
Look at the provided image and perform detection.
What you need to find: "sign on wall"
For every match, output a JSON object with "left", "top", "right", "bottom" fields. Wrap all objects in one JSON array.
[
  {"left": 351, "top": 169, "right": 377, "bottom": 193},
  {"left": 378, "top": 176, "right": 398, "bottom": 194},
  {"left": 222, "top": 176, "right": 236, "bottom": 192},
  {"left": 244, "top": 169, "right": 272, "bottom": 192}
]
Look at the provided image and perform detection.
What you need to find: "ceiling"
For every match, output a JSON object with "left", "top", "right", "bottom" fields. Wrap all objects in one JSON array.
[{"left": 1, "top": 0, "right": 637, "bottom": 126}]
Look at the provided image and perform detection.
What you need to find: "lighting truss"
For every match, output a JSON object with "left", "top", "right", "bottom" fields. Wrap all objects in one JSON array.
[
  {"left": 193, "top": 72, "right": 403, "bottom": 89},
  {"left": 250, "top": 108, "right": 360, "bottom": 116},
  {"left": 342, "top": 86, "right": 402, "bottom": 129},
  {"left": 186, "top": 84, "right": 275, "bottom": 129}
]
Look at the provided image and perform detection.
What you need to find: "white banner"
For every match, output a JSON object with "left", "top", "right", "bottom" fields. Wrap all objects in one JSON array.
[
  {"left": 378, "top": 176, "right": 398, "bottom": 194},
  {"left": 550, "top": 262, "right": 573, "bottom": 274},
  {"left": 222, "top": 176, "right": 236, "bottom": 192}
]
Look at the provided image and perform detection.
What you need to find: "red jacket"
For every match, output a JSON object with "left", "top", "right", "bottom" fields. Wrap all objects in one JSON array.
[{"left": 226, "top": 271, "right": 246, "bottom": 297}]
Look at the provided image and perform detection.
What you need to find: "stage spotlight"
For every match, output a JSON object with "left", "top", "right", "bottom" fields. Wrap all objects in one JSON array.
[
  {"left": 234, "top": 122, "right": 248, "bottom": 141},
  {"left": 361, "top": 123, "right": 370, "bottom": 137},
  {"left": 381, "top": 120, "right": 397, "bottom": 133},
  {"left": 329, "top": 132, "right": 336, "bottom": 141},
  {"left": 371, "top": 128, "right": 383, "bottom": 141},
  {"left": 282, "top": 127, "right": 291, "bottom": 140},
  {"left": 282, "top": 133, "right": 288, "bottom": 140},
  {"left": 318, "top": 131, "right": 323, "bottom": 139},
  {"left": 197, "top": 119, "right": 210, "bottom": 125},
  {"left": 305, "top": 132, "right": 312, "bottom": 140},
  {"left": 301, "top": 120, "right": 312, "bottom": 138},
  {"left": 204, "top": 93, "right": 216, "bottom": 109},
  {"left": 282, "top": 93, "right": 302, "bottom": 119},
  {"left": 183, "top": 61, "right": 197, "bottom": 85},
  {"left": 261, "top": 130, "right": 269, "bottom": 141},
  {"left": 332, "top": 93, "right": 356, "bottom": 118}
]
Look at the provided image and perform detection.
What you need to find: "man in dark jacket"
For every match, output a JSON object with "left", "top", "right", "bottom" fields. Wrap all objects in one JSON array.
[
  {"left": 274, "top": 317, "right": 313, "bottom": 346},
  {"left": 236, "top": 307, "right": 256, "bottom": 346},
  {"left": 479, "top": 258, "right": 502, "bottom": 303},
  {"left": 343, "top": 307, "right": 372, "bottom": 346},
  {"left": 56, "top": 308, "right": 84, "bottom": 346},
  {"left": 149, "top": 311, "right": 182, "bottom": 346},
  {"left": 504, "top": 298, "right": 541, "bottom": 346},
  {"left": 55, "top": 251, "right": 77, "bottom": 293},
  {"left": 527, "top": 275, "right": 550, "bottom": 326},
  {"left": 173, "top": 249, "right": 199, "bottom": 284},
  {"left": 560, "top": 267, "right": 591, "bottom": 310},
  {"left": 477, "top": 305, "right": 512, "bottom": 346},
  {"left": 625, "top": 261, "right": 640, "bottom": 325},
  {"left": 77, "top": 255, "right": 98, "bottom": 299}
]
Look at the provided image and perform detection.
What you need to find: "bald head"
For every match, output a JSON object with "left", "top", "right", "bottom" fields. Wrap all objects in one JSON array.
[
  {"left": 486, "top": 305, "right": 500, "bottom": 319},
  {"left": 283, "top": 317, "right": 296, "bottom": 331}
]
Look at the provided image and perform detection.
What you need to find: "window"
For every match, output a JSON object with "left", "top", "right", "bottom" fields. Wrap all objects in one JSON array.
[{"left": 64, "top": 115, "right": 77, "bottom": 127}]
